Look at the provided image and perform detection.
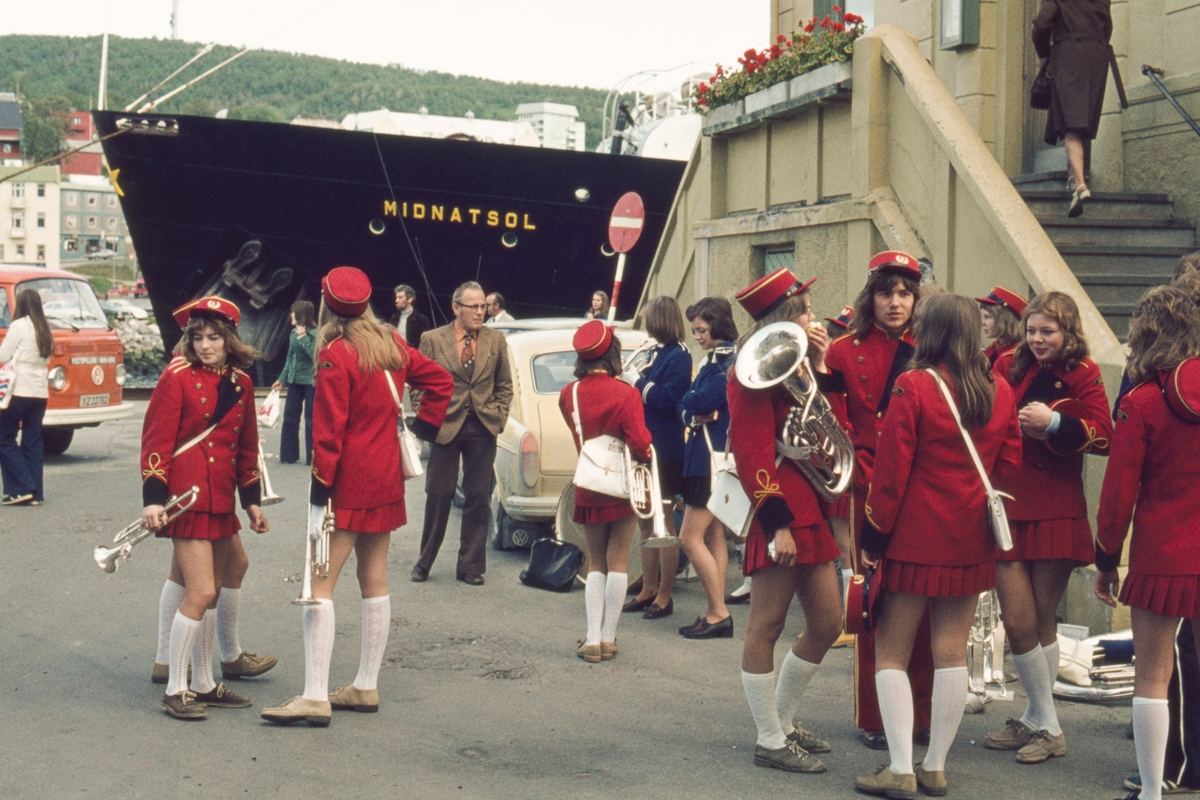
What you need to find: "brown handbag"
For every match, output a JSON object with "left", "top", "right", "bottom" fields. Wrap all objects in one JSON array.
[{"left": 1030, "top": 59, "right": 1052, "bottom": 110}]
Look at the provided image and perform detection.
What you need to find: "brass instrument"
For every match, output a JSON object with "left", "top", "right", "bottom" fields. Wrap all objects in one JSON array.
[
  {"left": 620, "top": 338, "right": 658, "bottom": 375},
  {"left": 630, "top": 445, "right": 679, "bottom": 548},
  {"left": 293, "top": 501, "right": 332, "bottom": 605},
  {"left": 257, "top": 435, "right": 284, "bottom": 507},
  {"left": 93, "top": 486, "right": 200, "bottom": 573},
  {"left": 967, "top": 589, "right": 1009, "bottom": 709},
  {"left": 734, "top": 321, "right": 854, "bottom": 502}
]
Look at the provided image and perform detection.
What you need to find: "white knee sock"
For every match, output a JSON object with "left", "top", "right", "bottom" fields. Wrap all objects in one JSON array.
[
  {"left": 924, "top": 667, "right": 968, "bottom": 772},
  {"left": 1043, "top": 639, "right": 1061, "bottom": 684},
  {"left": 876, "top": 669, "right": 915, "bottom": 775},
  {"left": 156, "top": 580, "right": 186, "bottom": 664},
  {"left": 353, "top": 595, "right": 390, "bottom": 691},
  {"left": 601, "top": 572, "right": 627, "bottom": 644},
  {"left": 189, "top": 609, "right": 217, "bottom": 694},
  {"left": 302, "top": 599, "right": 335, "bottom": 702},
  {"left": 775, "top": 651, "right": 820, "bottom": 735},
  {"left": 743, "top": 670, "right": 787, "bottom": 749},
  {"left": 1133, "top": 697, "right": 1170, "bottom": 800},
  {"left": 216, "top": 588, "right": 242, "bottom": 663},
  {"left": 166, "top": 612, "right": 200, "bottom": 696},
  {"left": 584, "top": 572, "right": 605, "bottom": 646},
  {"left": 1014, "top": 645, "right": 1062, "bottom": 735}
]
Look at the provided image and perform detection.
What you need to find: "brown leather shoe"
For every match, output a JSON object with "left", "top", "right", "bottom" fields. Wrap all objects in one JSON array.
[
  {"left": 1016, "top": 729, "right": 1066, "bottom": 763},
  {"left": 411, "top": 565, "right": 428, "bottom": 582},
  {"left": 457, "top": 572, "right": 484, "bottom": 586},
  {"left": 786, "top": 726, "right": 831, "bottom": 754},
  {"left": 855, "top": 765, "right": 918, "bottom": 799},
  {"left": 915, "top": 762, "right": 947, "bottom": 796},
  {"left": 328, "top": 683, "right": 379, "bottom": 712},
  {"left": 984, "top": 718, "right": 1035, "bottom": 750},
  {"left": 753, "top": 742, "right": 826, "bottom": 773},
  {"left": 577, "top": 643, "right": 602, "bottom": 663},
  {"left": 192, "top": 682, "right": 252, "bottom": 708},
  {"left": 162, "top": 690, "right": 207, "bottom": 720},
  {"left": 261, "top": 695, "right": 332, "bottom": 727},
  {"left": 220, "top": 651, "right": 277, "bottom": 680},
  {"left": 600, "top": 642, "right": 617, "bottom": 660}
]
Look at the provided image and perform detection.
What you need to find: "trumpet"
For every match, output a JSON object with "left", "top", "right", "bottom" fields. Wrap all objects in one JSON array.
[
  {"left": 93, "top": 486, "right": 200, "bottom": 573},
  {"left": 293, "top": 501, "right": 332, "bottom": 605},
  {"left": 257, "top": 436, "right": 284, "bottom": 507},
  {"left": 621, "top": 338, "right": 658, "bottom": 375},
  {"left": 631, "top": 445, "right": 679, "bottom": 548}
]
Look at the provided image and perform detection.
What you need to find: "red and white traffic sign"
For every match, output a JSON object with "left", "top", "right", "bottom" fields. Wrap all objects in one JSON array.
[{"left": 608, "top": 192, "right": 645, "bottom": 254}]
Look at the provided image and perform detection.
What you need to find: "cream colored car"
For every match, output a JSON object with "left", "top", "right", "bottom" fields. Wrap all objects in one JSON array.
[{"left": 489, "top": 325, "right": 651, "bottom": 549}]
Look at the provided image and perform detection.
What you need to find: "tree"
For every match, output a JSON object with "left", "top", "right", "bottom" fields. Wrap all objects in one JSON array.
[{"left": 19, "top": 95, "right": 70, "bottom": 164}]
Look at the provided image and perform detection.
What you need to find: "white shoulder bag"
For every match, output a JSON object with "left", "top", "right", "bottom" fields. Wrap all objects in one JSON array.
[
  {"left": 385, "top": 371, "right": 424, "bottom": 480},
  {"left": 926, "top": 369, "right": 1014, "bottom": 551},
  {"left": 570, "top": 381, "right": 631, "bottom": 498},
  {"left": 703, "top": 424, "right": 754, "bottom": 538}
]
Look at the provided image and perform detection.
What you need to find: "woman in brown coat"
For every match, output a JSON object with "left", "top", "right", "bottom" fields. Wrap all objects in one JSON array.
[{"left": 1033, "top": 0, "right": 1113, "bottom": 217}]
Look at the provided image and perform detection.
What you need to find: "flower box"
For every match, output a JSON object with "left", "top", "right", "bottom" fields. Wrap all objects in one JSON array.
[
  {"left": 704, "top": 100, "right": 745, "bottom": 130},
  {"left": 703, "top": 60, "right": 853, "bottom": 136},
  {"left": 790, "top": 61, "right": 853, "bottom": 104},
  {"left": 744, "top": 82, "right": 790, "bottom": 115}
]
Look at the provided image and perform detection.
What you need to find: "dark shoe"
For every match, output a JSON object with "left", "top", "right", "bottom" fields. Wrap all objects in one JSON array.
[
  {"left": 162, "top": 690, "right": 207, "bottom": 719},
  {"left": 456, "top": 572, "right": 484, "bottom": 586},
  {"left": 221, "top": 651, "right": 277, "bottom": 679},
  {"left": 863, "top": 730, "right": 889, "bottom": 750},
  {"left": 261, "top": 695, "right": 331, "bottom": 727},
  {"left": 622, "top": 596, "right": 653, "bottom": 613},
  {"left": 626, "top": 576, "right": 643, "bottom": 596},
  {"left": 787, "top": 726, "right": 831, "bottom": 754},
  {"left": 753, "top": 742, "right": 826, "bottom": 773},
  {"left": 855, "top": 765, "right": 918, "bottom": 799},
  {"left": 915, "top": 762, "right": 947, "bottom": 797},
  {"left": 1123, "top": 770, "right": 1196, "bottom": 794},
  {"left": 642, "top": 600, "right": 673, "bottom": 619},
  {"left": 410, "top": 565, "right": 428, "bottom": 582},
  {"left": 328, "top": 683, "right": 379, "bottom": 712},
  {"left": 725, "top": 583, "right": 752, "bottom": 604},
  {"left": 914, "top": 727, "right": 931, "bottom": 747},
  {"left": 1, "top": 493, "right": 33, "bottom": 506},
  {"left": 192, "top": 682, "right": 252, "bottom": 708},
  {"left": 679, "top": 615, "right": 733, "bottom": 639}
]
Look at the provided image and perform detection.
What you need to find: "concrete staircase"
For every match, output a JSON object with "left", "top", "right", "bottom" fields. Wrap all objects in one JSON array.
[{"left": 1012, "top": 171, "right": 1198, "bottom": 339}]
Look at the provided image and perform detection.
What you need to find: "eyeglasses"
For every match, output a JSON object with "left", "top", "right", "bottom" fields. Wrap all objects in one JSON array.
[{"left": 455, "top": 303, "right": 488, "bottom": 312}]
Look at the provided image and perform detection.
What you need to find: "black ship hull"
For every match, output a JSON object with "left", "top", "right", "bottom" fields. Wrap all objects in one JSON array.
[{"left": 93, "top": 111, "right": 685, "bottom": 366}]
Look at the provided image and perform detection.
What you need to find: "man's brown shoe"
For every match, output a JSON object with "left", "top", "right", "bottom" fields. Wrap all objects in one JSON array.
[
  {"left": 984, "top": 718, "right": 1035, "bottom": 750},
  {"left": 329, "top": 683, "right": 379, "bottom": 712},
  {"left": 787, "top": 726, "right": 832, "bottom": 754},
  {"left": 915, "top": 762, "right": 947, "bottom": 797},
  {"left": 1016, "top": 730, "right": 1066, "bottom": 763},
  {"left": 411, "top": 565, "right": 428, "bottom": 582},
  {"left": 261, "top": 696, "right": 331, "bottom": 727},
  {"left": 753, "top": 742, "right": 826, "bottom": 773},
  {"left": 855, "top": 765, "right": 918, "bottom": 799},
  {"left": 192, "top": 682, "right": 252, "bottom": 708},
  {"left": 457, "top": 572, "right": 484, "bottom": 586},
  {"left": 162, "top": 690, "right": 207, "bottom": 720},
  {"left": 220, "top": 651, "right": 277, "bottom": 680}
]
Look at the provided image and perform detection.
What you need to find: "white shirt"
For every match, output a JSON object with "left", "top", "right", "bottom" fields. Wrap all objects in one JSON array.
[
  {"left": 0, "top": 317, "right": 50, "bottom": 399},
  {"left": 490, "top": 310, "right": 515, "bottom": 323},
  {"left": 397, "top": 308, "right": 412, "bottom": 341}
]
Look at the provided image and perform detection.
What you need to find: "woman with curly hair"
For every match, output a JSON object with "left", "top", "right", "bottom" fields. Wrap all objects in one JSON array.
[{"left": 977, "top": 286, "right": 1027, "bottom": 367}]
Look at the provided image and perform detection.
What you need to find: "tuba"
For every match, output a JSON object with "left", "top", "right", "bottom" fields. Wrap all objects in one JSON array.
[
  {"left": 734, "top": 321, "right": 854, "bottom": 502},
  {"left": 93, "top": 486, "right": 200, "bottom": 573}
]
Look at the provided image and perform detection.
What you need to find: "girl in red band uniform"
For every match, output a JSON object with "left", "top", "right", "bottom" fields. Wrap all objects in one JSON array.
[
  {"left": 262, "top": 267, "right": 453, "bottom": 727},
  {"left": 559, "top": 321, "right": 653, "bottom": 663},
  {"left": 854, "top": 294, "right": 1022, "bottom": 797},
  {"left": 977, "top": 286, "right": 1027, "bottom": 367},
  {"left": 988, "top": 290, "right": 1112, "bottom": 763},
  {"left": 729, "top": 268, "right": 842, "bottom": 775},
  {"left": 1095, "top": 287, "right": 1200, "bottom": 800},
  {"left": 140, "top": 297, "right": 267, "bottom": 720}
]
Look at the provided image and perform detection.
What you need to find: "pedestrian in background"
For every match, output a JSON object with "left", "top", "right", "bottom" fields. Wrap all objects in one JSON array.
[
  {"left": 486, "top": 292, "right": 515, "bottom": 323},
  {"left": 586, "top": 290, "right": 610, "bottom": 320},
  {"left": 272, "top": 300, "right": 317, "bottom": 465},
  {"left": 391, "top": 284, "right": 431, "bottom": 348},
  {"left": 0, "top": 288, "right": 53, "bottom": 506}
]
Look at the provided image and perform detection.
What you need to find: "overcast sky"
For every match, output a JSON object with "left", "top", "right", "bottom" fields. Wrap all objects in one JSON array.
[{"left": 3, "top": 0, "right": 769, "bottom": 90}]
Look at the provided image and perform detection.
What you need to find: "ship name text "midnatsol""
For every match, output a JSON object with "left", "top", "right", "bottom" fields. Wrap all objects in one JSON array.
[{"left": 383, "top": 200, "right": 536, "bottom": 230}]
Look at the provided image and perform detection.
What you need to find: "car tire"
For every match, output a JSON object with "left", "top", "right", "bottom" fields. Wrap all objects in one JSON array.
[
  {"left": 488, "top": 487, "right": 514, "bottom": 550},
  {"left": 43, "top": 428, "right": 74, "bottom": 456}
]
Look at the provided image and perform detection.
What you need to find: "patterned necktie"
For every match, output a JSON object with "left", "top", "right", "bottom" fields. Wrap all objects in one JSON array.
[{"left": 460, "top": 332, "right": 475, "bottom": 371}]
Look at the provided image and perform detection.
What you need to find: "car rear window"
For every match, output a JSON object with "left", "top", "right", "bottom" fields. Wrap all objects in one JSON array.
[
  {"left": 18, "top": 278, "right": 109, "bottom": 330},
  {"left": 530, "top": 347, "right": 647, "bottom": 395}
]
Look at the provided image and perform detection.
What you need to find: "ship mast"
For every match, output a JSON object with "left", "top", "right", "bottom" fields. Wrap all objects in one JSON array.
[
  {"left": 97, "top": 32, "right": 109, "bottom": 111},
  {"left": 171, "top": 0, "right": 180, "bottom": 40}
]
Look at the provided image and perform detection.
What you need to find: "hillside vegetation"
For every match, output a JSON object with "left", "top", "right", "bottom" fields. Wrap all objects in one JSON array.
[{"left": 1, "top": 34, "right": 612, "bottom": 152}]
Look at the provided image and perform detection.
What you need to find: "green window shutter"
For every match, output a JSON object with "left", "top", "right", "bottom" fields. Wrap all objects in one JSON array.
[{"left": 813, "top": 0, "right": 834, "bottom": 18}]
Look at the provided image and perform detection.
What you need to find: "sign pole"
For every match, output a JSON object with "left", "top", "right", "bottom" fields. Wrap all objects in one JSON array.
[
  {"left": 607, "top": 252, "right": 625, "bottom": 325},
  {"left": 606, "top": 191, "right": 645, "bottom": 325}
]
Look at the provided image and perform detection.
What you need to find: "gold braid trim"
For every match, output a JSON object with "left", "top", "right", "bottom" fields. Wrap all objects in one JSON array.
[
  {"left": 141, "top": 452, "right": 167, "bottom": 482},
  {"left": 752, "top": 469, "right": 783, "bottom": 512}
]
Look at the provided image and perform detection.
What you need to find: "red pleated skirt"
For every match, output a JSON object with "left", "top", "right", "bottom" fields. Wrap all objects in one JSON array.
[
  {"left": 744, "top": 523, "right": 839, "bottom": 575},
  {"left": 825, "top": 493, "right": 852, "bottom": 520},
  {"left": 1120, "top": 573, "right": 1200, "bottom": 619},
  {"left": 881, "top": 558, "right": 997, "bottom": 597},
  {"left": 335, "top": 500, "right": 406, "bottom": 534},
  {"left": 156, "top": 511, "right": 240, "bottom": 540},
  {"left": 997, "top": 517, "right": 1095, "bottom": 564},
  {"left": 574, "top": 502, "right": 633, "bottom": 524}
]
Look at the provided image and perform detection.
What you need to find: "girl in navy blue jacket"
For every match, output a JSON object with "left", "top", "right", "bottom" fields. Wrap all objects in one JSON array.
[
  {"left": 622, "top": 296, "right": 693, "bottom": 620},
  {"left": 675, "top": 297, "right": 738, "bottom": 638}
]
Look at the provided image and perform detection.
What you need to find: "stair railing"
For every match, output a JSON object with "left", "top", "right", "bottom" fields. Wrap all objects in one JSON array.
[{"left": 1142, "top": 66, "right": 1200, "bottom": 139}]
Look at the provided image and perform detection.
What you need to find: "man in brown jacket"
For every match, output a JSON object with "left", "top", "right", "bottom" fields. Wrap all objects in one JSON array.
[{"left": 412, "top": 281, "right": 513, "bottom": 585}]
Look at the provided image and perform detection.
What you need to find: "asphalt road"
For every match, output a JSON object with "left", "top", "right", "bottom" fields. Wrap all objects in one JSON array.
[{"left": 1, "top": 403, "right": 1136, "bottom": 799}]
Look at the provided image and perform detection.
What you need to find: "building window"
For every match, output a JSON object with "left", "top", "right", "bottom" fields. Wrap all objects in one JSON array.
[
  {"left": 106, "top": 195, "right": 119, "bottom": 209},
  {"left": 12, "top": 212, "right": 23, "bottom": 229},
  {"left": 63, "top": 214, "right": 78, "bottom": 231},
  {"left": 37, "top": 213, "right": 45, "bottom": 228},
  {"left": 72, "top": 116, "right": 82, "bottom": 125},
  {"left": 106, "top": 217, "right": 117, "bottom": 230},
  {"left": 37, "top": 184, "right": 45, "bottom": 198},
  {"left": 37, "top": 244, "right": 45, "bottom": 261},
  {"left": 763, "top": 246, "right": 795, "bottom": 276},
  {"left": 1, "top": 144, "right": 10, "bottom": 154},
  {"left": 65, "top": 192, "right": 78, "bottom": 207},
  {"left": 0, "top": 244, "right": 4, "bottom": 259},
  {"left": 86, "top": 216, "right": 99, "bottom": 230},
  {"left": 86, "top": 194, "right": 98, "bottom": 207},
  {"left": 15, "top": 244, "right": 24, "bottom": 259},
  {"left": 11, "top": 183, "right": 23, "bottom": 198}
]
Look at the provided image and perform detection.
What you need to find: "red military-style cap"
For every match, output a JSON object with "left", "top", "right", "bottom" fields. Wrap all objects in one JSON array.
[
  {"left": 868, "top": 250, "right": 922, "bottom": 280},
  {"left": 826, "top": 305, "right": 855, "bottom": 330},
  {"left": 735, "top": 267, "right": 817, "bottom": 322},
  {"left": 573, "top": 319, "right": 613, "bottom": 360},
  {"left": 322, "top": 266, "right": 373, "bottom": 316},
  {"left": 172, "top": 296, "right": 241, "bottom": 328},
  {"left": 976, "top": 286, "right": 1029, "bottom": 319}
]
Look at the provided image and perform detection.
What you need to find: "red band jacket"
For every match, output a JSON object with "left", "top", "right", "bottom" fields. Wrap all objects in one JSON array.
[
  {"left": 861, "top": 369, "right": 1022, "bottom": 564},
  {"left": 727, "top": 377, "right": 826, "bottom": 536},
  {"left": 141, "top": 358, "right": 261, "bottom": 511},
  {"left": 992, "top": 352, "right": 1112, "bottom": 520},
  {"left": 309, "top": 333, "right": 453, "bottom": 509},
  {"left": 1096, "top": 374, "right": 1200, "bottom": 576},
  {"left": 559, "top": 373, "right": 653, "bottom": 508}
]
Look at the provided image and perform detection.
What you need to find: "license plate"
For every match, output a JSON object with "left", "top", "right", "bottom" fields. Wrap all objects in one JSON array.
[{"left": 79, "top": 394, "right": 110, "bottom": 407}]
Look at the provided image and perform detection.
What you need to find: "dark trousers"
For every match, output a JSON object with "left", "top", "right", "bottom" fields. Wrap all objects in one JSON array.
[
  {"left": 1165, "top": 621, "right": 1200, "bottom": 788},
  {"left": 0, "top": 396, "right": 47, "bottom": 501},
  {"left": 418, "top": 413, "right": 496, "bottom": 575},
  {"left": 279, "top": 383, "right": 314, "bottom": 464}
]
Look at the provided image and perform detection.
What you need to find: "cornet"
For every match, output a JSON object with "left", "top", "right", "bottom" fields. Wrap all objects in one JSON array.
[
  {"left": 93, "top": 486, "right": 200, "bottom": 573},
  {"left": 257, "top": 435, "right": 284, "bottom": 507},
  {"left": 620, "top": 338, "right": 658, "bottom": 375},
  {"left": 631, "top": 445, "right": 679, "bottom": 549},
  {"left": 293, "top": 501, "right": 332, "bottom": 605}
]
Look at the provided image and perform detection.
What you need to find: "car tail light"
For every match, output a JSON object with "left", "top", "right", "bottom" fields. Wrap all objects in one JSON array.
[
  {"left": 519, "top": 431, "right": 539, "bottom": 488},
  {"left": 48, "top": 366, "right": 67, "bottom": 391},
  {"left": 116, "top": 363, "right": 127, "bottom": 386}
]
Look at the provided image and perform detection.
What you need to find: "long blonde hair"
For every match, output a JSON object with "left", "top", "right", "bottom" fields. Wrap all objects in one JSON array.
[{"left": 316, "top": 299, "right": 407, "bottom": 373}]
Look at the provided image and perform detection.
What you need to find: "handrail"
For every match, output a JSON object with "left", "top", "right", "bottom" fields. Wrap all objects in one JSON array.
[{"left": 1142, "top": 66, "right": 1200, "bottom": 139}]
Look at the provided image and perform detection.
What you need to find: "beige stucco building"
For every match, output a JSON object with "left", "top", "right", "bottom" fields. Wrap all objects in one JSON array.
[{"left": 1, "top": 165, "right": 61, "bottom": 271}]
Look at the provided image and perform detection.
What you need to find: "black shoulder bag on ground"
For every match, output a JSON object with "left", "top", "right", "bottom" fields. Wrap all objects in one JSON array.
[{"left": 520, "top": 537, "right": 582, "bottom": 593}]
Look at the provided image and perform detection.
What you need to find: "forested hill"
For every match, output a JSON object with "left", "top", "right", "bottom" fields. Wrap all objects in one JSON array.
[{"left": 0, "top": 35, "right": 611, "bottom": 149}]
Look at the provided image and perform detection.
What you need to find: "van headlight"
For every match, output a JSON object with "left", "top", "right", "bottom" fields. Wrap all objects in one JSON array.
[
  {"left": 48, "top": 367, "right": 67, "bottom": 391},
  {"left": 116, "top": 363, "right": 127, "bottom": 386}
]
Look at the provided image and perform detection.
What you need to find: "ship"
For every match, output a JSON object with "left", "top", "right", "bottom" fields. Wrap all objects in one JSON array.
[{"left": 92, "top": 110, "right": 686, "bottom": 371}]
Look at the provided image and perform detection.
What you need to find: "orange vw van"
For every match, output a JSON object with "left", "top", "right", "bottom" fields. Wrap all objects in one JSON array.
[{"left": 0, "top": 265, "right": 134, "bottom": 454}]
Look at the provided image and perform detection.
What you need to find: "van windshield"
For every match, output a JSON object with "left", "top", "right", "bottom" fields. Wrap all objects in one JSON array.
[
  {"left": 0, "top": 287, "right": 8, "bottom": 328},
  {"left": 18, "top": 278, "right": 110, "bottom": 330}
]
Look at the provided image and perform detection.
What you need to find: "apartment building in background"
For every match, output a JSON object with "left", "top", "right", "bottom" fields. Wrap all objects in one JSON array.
[{"left": 0, "top": 165, "right": 61, "bottom": 270}]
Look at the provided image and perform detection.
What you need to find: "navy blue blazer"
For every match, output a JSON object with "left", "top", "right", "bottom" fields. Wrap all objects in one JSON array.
[
  {"left": 678, "top": 344, "right": 735, "bottom": 478},
  {"left": 634, "top": 342, "right": 692, "bottom": 463}
]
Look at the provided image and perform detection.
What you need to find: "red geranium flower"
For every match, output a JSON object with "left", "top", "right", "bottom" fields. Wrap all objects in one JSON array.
[
  {"left": 833, "top": 22, "right": 845, "bottom": 32},
  {"left": 804, "top": 20, "right": 815, "bottom": 32},
  {"left": 832, "top": 5, "right": 842, "bottom": 12}
]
